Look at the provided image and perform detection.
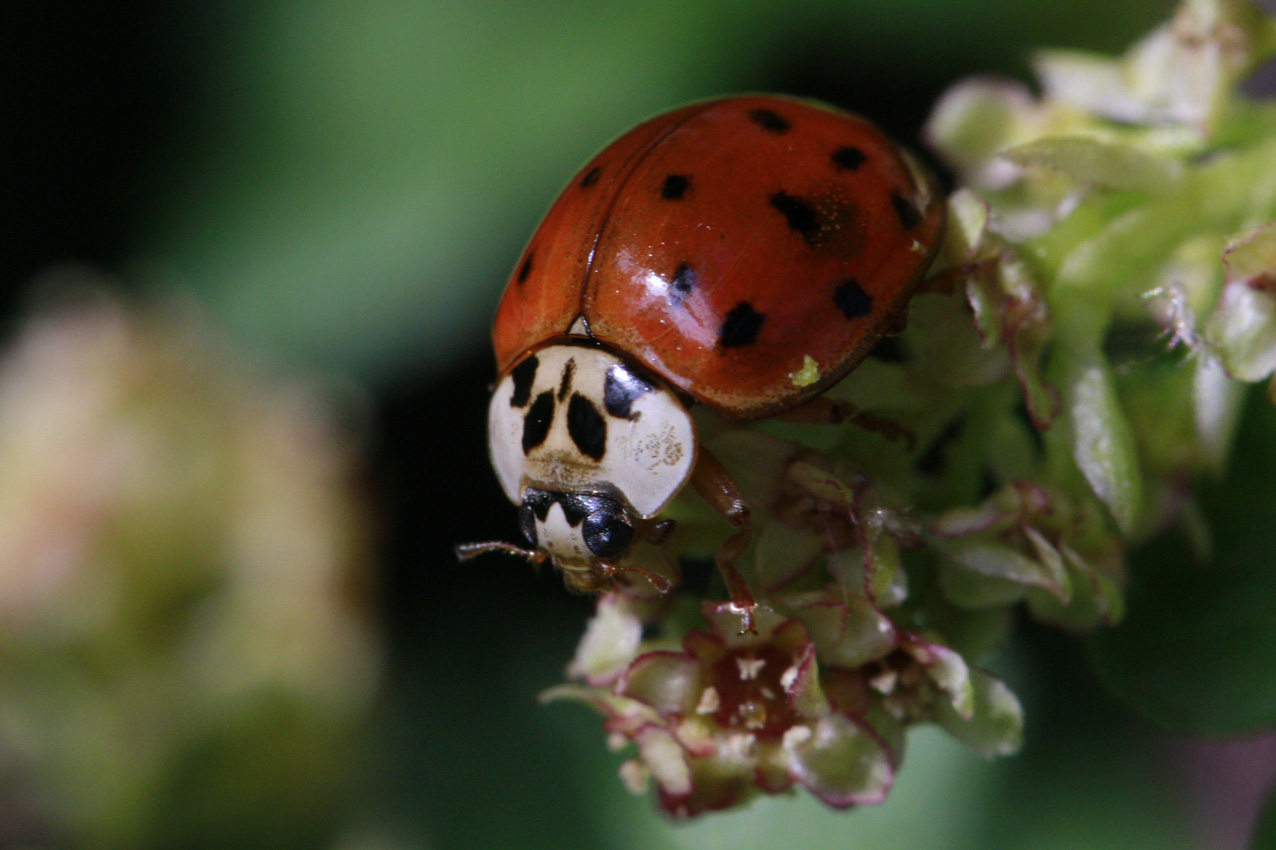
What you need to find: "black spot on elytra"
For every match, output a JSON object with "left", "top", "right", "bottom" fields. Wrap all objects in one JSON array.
[
  {"left": 719, "top": 302, "right": 765, "bottom": 348},
  {"left": 567, "top": 393, "right": 607, "bottom": 460},
  {"left": 580, "top": 167, "right": 601, "bottom": 188},
  {"left": 770, "top": 191, "right": 820, "bottom": 242},
  {"left": 832, "top": 146, "right": 867, "bottom": 171},
  {"left": 670, "top": 262, "right": 696, "bottom": 307},
  {"left": 509, "top": 355, "right": 539, "bottom": 407},
  {"left": 748, "top": 108, "right": 790, "bottom": 133},
  {"left": 833, "top": 278, "right": 873, "bottom": 320},
  {"left": 522, "top": 391, "right": 554, "bottom": 454},
  {"left": 891, "top": 193, "right": 923, "bottom": 229},
  {"left": 557, "top": 357, "right": 576, "bottom": 401},
  {"left": 517, "top": 251, "right": 534, "bottom": 284},
  {"left": 662, "top": 174, "right": 690, "bottom": 200},
  {"left": 604, "top": 364, "right": 654, "bottom": 419}
]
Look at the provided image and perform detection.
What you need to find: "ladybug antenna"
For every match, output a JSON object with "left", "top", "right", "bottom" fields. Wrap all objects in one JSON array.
[{"left": 455, "top": 540, "right": 544, "bottom": 564}]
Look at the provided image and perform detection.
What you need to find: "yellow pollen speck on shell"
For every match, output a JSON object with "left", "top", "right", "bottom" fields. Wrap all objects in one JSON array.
[{"left": 789, "top": 355, "right": 820, "bottom": 387}]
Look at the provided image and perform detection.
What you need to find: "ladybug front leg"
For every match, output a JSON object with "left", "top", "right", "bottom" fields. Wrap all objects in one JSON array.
[
  {"left": 597, "top": 561, "right": 675, "bottom": 594},
  {"left": 690, "top": 446, "right": 758, "bottom": 635},
  {"left": 777, "top": 396, "right": 916, "bottom": 449}
]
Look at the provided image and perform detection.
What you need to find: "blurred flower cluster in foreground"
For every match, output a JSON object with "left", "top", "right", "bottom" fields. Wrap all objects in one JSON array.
[
  {"left": 544, "top": 0, "right": 1276, "bottom": 818},
  {"left": 0, "top": 272, "right": 380, "bottom": 848}
]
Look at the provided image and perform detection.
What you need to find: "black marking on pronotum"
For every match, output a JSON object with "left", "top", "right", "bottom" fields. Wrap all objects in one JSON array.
[
  {"left": 517, "top": 251, "right": 534, "bottom": 284},
  {"left": 509, "top": 355, "right": 539, "bottom": 407},
  {"left": 604, "top": 364, "right": 655, "bottom": 419},
  {"left": 670, "top": 261, "right": 696, "bottom": 307},
  {"left": 662, "top": 174, "right": 690, "bottom": 200},
  {"left": 557, "top": 357, "right": 576, "bottom": 401},
  {"left": 748, "top": 108, "right": 790, "bottom": 133},
  {"left": 719, "top": 302, "right": 765, "bottom": 348},
  {"left": 891, "top": 192, "right": 923, "bottom": 229},
  {"left": 567, "top": 393, "right": 607, "bottom": 461},
  {"left": 770, "top": 191, "right": 820, "bottom": 241},
  {"left": 580, "top": 167, "right": 601, "bottom": 188},
  {"left": 832, "top": 146, "right": 866, "bottom": 171},
  {"left": 833, "top": 278, "right": 873, "bottom": 320},
  {"left": 522, "top": 391, "right": 554, "bottom": 454}
]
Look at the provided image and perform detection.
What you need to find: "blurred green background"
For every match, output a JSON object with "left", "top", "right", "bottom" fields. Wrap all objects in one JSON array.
[{"left": 11, "top": 1, "right": 1276, "bottom": 848}]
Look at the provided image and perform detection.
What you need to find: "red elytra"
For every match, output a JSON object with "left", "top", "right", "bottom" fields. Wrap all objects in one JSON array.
[{"left": 492, "top": 94, "right": 944, "bottom": 420}]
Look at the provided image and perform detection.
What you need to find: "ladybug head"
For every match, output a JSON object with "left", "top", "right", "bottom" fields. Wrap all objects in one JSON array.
[
  {"left": 474, "top": 342, "right": 695, "bottom": 589},
  {"left": 516, "top": 487, "right": 634, "bottom": 590}
]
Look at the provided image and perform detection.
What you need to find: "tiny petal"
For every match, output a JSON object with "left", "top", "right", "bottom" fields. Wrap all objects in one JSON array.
[
  {"left": 636, "top": 726, "right": 693, "bottom": 797},
  {"left": 788, "top": 595, "right": 897, "bottom": 669},
  {"left": 785, "top": 643, "right": 830, "bottom": 720},
  {"left": 931, "top": 504, "right": 1010, "bottom": 538},
  {"left": 782, "top": 724, "right": 813, "bottom": 747},
  {"left": 935, "top": 669, "right": 1024, "bottom": 758},
  {"left": 618, "top": 652, "right": 704, "bottom": 716},
  {"left": 999, "top": 136, "right": 1183, "bottom": 193},
  {"left": 620, "top": 759, "right": 650, "bottom": 794},
  {"left": 785, "top": 715, "right": 894, "bottom": 807},
  {"left": 937, "top": 537, "right": 1070, "bottom": 604},
  {"left": 1210, "top": 281, "right": 1276, "bottom": 380},
  {"left": 703, "top": 602, "right": 785, "bottom": 644},
  {"left": 1061, "top": 337, "right": 1144, "bottom": 534},
  {"left": 916, "top": 640, "right": 975, "bottom": 720},
  {"left": 1194, "top": 356, "right": 1245, "bottom": 473},
  {"left": 870, "top": 669, "right": 898, "bottom": 694},
  {"left": 925, "top": 78, "right": 1045, "bottom": 190},
  {"left": 567, "top": 592, "right": 643, "bottom": 686},
  {"left": 1209, "top": 222, "right": 1276, "bottom": 381},
  {"left": 736, "top": 655, "right": 766, "bottom": 681},
  {"left": 1021, "top": 525, "right": 1072, "bottom": 604}
]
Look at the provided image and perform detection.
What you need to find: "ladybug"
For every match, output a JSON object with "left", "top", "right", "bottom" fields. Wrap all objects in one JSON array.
[{"left": 459, "top": 95, "right": 944, "bottom": 630}]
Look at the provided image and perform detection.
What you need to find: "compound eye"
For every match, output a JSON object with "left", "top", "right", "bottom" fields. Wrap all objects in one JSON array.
[
  {"left": 582, "top": 507, "right": 634, "bottom": 560},
  {"left": 517, "top": 501, "right": 538, "bottom": 547}
]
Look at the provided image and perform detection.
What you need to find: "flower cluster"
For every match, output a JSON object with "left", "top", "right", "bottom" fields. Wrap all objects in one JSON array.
[
  {"left": 546, "top": 0, "right": 1276, "bottom": 817},
  {"left": 0, "top": 277, "right": 380, "bottom": 845},
  {"left": 546, "top": 590, "right": 1020, "bottom": 817}
]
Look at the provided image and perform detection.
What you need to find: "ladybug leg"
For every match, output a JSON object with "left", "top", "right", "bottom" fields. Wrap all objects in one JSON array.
[
  {"left": 777, "top": 396, "right": 916, "bottom": 450},
  {"left": 690, "top": 447, "right": 758, "bottom": 635},
  {"left": 598, "top": 561, "right": 674, "bottom": 594},
  {"left": 638, "top": 518, "right": 677, "bottom": 545}
]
